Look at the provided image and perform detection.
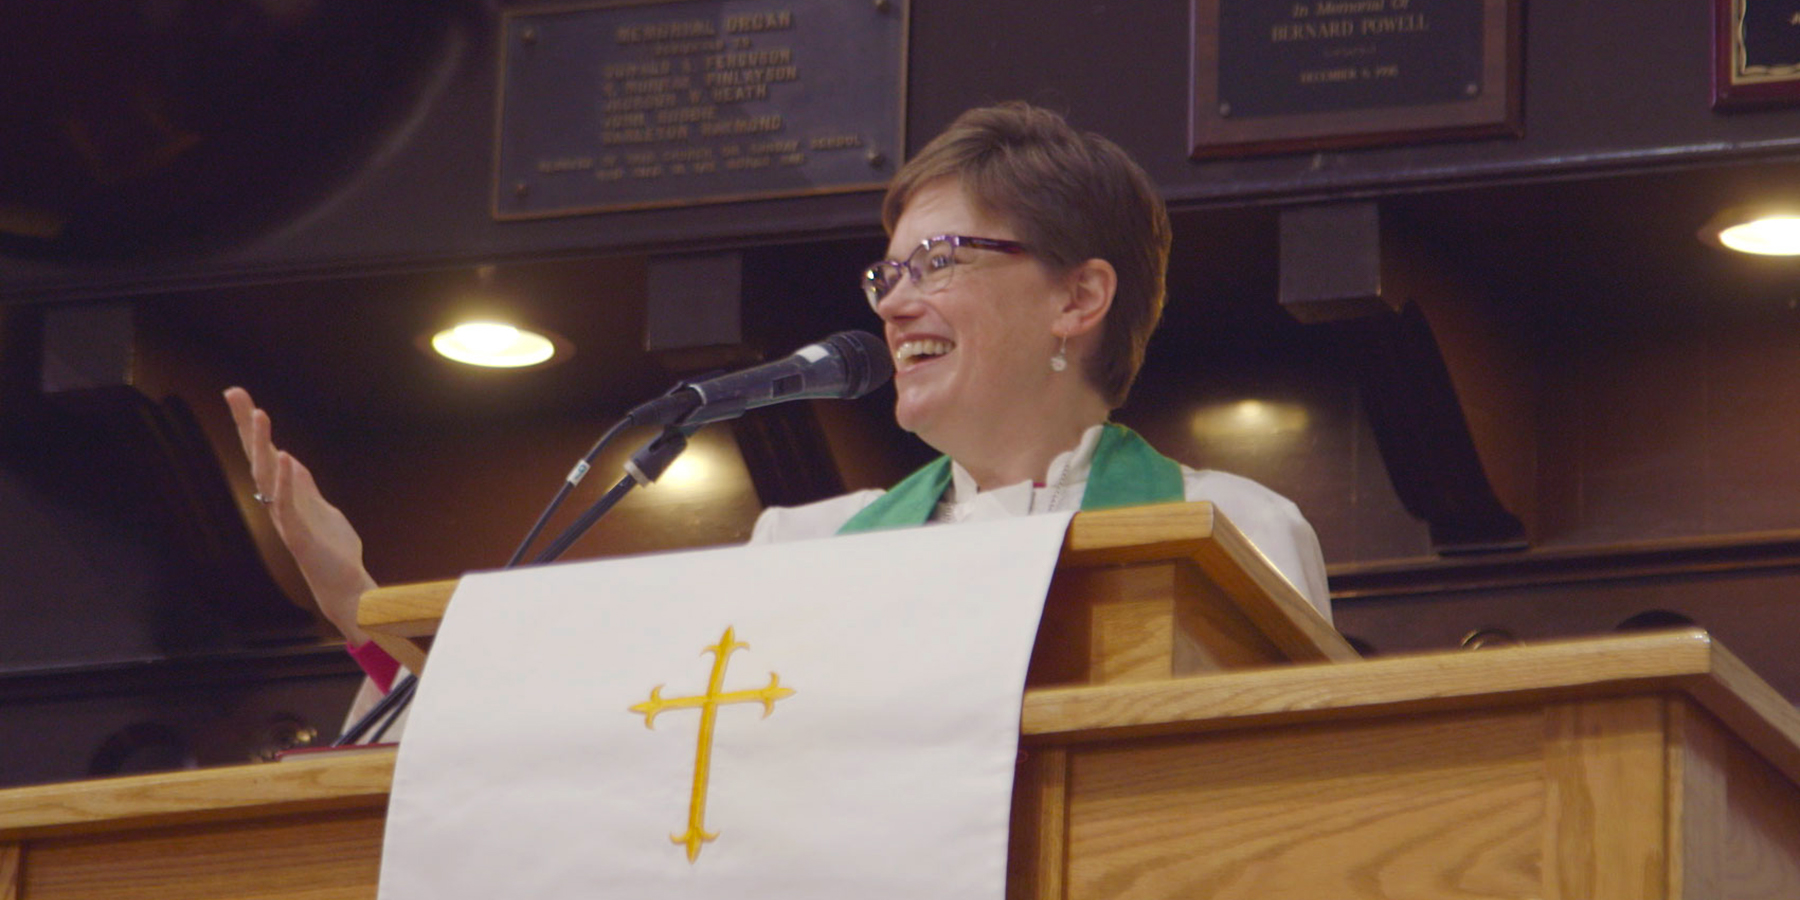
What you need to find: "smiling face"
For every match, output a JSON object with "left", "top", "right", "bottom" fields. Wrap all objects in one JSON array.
[{"left": 875, "top": 178, "right": 1072, "bottom": 456}]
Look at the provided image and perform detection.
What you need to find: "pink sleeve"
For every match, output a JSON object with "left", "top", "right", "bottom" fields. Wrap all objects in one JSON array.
[{"left": 346, "top": 639, "right": 401, "bottom": 694}]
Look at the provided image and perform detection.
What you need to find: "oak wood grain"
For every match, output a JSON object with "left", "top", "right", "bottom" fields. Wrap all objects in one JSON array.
[
  {"left": 1034, "top": 561, "right": 1283, "bottom": 686},
  {"left": 1, "top": 843, "right": 19, "bottom": 900},
  {"left": 1035, "top": 748, "right": 1069, "bottom": 900},
  {"left": 1170, "top": 560, "right": 1286, "bottom": 670},
  {"left": 1023, "top": 627, "right": 1800, "bottom": 836},
  {"left": 1667, "top": 699, "right": 1727, "bottom": 900},
  {"left": 1064, "top": 708, "right": 1545, "bottom": 899},
  {"left": 1185, "top": 507, "right": 1357, "bottom": 662},
  {"left": 1008, "top": 748, "right": 1069, "bottom": 900},
  {"left": 1028, "top": 559, "right": 1291, "bottom": 686},
  {"left": 1061, "top": 503, "right": 1356, "bottom": 663},
  {"left": 1057, "top": 500, "right": 1222, "bottom": 566},
  {"left": 22, "top": 809, "right": 384, "bottom": 900},
  {"left": 1717, "top": 710, "right": 1800, "bottom": 900},
  {"left": 355, "top": 580, "right": 453, "bottom": 636},
  {"left": 1021, "top": 629, "right": 1719, "bottom": 743},
  {"left": 1542, "top": 697, "right": 1667, "bottom": 900},
  {"left": 0, "top": 748, "right": 394, "bottom": 841},
  {"left": 1681, "top": 639, "right": 1800, "bottom": 800},
  {"left": 1085, "top": 592, "right": 1178, "bottom": 684},
  {"left": 5, "top": 631, "right": 1800, "bottom": 900}
]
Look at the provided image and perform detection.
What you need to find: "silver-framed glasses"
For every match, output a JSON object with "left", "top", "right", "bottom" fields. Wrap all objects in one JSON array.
[{"left": 861, "top": 234, "right": 1030, "bottom": 311}]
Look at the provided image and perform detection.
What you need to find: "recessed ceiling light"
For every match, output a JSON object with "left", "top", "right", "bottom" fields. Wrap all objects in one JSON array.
[
  {"left": 1700, "top": 209, "right": 1800, "bottom": 256},
  {"left": 1717, "top": 215, "right": 1800, "bottom": 256},
  {"left": 429, "top": 321, "right": 559, "bottom": 368}
]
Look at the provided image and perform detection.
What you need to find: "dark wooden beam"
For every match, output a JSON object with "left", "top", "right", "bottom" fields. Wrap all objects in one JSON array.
[
  {"left": 644, "top": 251, "right": 755, "bottom": 373},
  {"left": 1280, "top": 203, "right": 1526, "bottom": 554},
  {"left": 1277, "top": 203, "right": 1391, "bottom": 323},
  {"left": 1335, "top": 303, "right": 1526, "bottom": 552}
]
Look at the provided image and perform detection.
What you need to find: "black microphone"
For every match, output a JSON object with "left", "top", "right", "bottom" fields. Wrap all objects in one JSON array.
[{"left": 627, "top": 330, "right": 893, "bottom": 427}]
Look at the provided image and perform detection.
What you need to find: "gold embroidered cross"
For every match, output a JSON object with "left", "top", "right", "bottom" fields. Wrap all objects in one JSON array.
[{"left": 629, "top": 626, "right": 795, "bottom": 862}]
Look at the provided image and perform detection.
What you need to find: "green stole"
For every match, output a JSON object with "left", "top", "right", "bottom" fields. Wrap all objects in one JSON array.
[{"left": 836, "top": 423, "right": 1184, "bottom": 535}]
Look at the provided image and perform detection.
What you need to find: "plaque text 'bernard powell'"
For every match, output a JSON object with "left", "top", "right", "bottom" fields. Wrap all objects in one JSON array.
[
  {"left": 1219, "top": 0, "right": 1482, "bottom": 120},
  {"left": 495, "top": 0, "right": 906, "bottom": 219},
  {"left": 1191, "top": 0, "right": 1520, "bottom": 158}
]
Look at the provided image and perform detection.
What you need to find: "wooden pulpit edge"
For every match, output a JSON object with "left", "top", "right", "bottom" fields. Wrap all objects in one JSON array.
[
  {"left": 1061, "top": 502, "right": 1356, "bottom": 664},
  {"left": 0, "top": 842, "right": 18, "bottom": 900},
  {"left": 358, "top": 502, "right": 1356, "bottom": 673},
  {"left": 1019, "top": 627, "right": 1800, "bottom": 790},
  {"left": 11, "top": 631, "right": 1799, "bottom": 842},
  {"left": 357, "top": 579, "right": 453, "bottom": 674},
  {"left": 0, "top": 747, "right": 396, "bottom": 841}
]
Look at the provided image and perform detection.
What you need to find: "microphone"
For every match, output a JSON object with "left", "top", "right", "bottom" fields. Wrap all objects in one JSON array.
[{"left": 627, "top": 330, "right": 893, "bottom": 427}]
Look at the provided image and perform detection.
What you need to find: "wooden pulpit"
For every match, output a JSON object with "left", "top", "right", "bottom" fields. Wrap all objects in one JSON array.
[{"left": 5, "top": 502, "right": 1800, "bottom": 900}]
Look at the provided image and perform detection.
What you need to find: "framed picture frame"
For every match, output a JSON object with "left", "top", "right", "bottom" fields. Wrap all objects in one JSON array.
[
  {"left": 1189, "top": 0, "right": 1522, "bottom": 159},
  {"left": 1713, "top": 0, "right": 1800, "bottom": 109}
]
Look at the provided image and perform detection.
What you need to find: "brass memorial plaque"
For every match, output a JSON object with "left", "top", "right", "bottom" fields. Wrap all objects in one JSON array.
[
  {"left": 1190, "top": 0, "right": 1520, "bottom": 158},
  {"left": 493, "top": 0, "right": 907, "bottom": 220}
]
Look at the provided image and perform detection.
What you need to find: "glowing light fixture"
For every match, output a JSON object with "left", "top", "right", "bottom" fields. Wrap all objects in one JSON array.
[
  {"left": 1700, "top": 208, "right": 1800, "bottom": 256},
  {"left": 657, "top": 448, "right": 716, "bottom": 490},
  {"left": 1189, "top": 399, "right": 1310, "bottom": 440},
  {"left": 430, "top": 321, "right": 558, "bottom": 368},
  {"left": 1717, "top": 215, "right": 1800, "bottom": 256}
]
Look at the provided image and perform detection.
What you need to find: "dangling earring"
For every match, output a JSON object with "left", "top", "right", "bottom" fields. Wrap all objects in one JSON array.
[{"left": 1049, "top": 335, "right": 1068, "bottom": 372}]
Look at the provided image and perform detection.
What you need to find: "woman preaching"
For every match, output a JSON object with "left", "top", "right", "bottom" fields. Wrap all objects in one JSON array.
[{"left": 224, "top": 101, "right": 1330, "bottom": 721}]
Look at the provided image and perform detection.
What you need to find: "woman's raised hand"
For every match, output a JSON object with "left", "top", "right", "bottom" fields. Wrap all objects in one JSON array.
[{"left": 223, "top": 386, "right": 378, "bottom": 646}]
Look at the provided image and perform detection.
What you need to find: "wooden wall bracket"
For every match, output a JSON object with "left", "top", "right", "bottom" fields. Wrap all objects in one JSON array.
[{"left": 1279, "top": 202, "right": 1526, "bottom": 554}]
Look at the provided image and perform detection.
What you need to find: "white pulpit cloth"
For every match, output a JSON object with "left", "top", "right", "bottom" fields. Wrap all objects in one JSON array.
[{"left": 377, "top": 512, "right": 1075, "bottom": 900}]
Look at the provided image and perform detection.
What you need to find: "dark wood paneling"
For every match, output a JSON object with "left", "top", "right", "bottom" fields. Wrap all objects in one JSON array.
[
  {"left": 0, "top": 647, "right": 362, "bottom": 789},
  {"left": 1528, "top": 301, "right": 1800, "bottom": 547},
  {"left": 8, "top": 1, "right": 1800, "bottom": 302},
  {"left": 1706, "top": 320, "right": 1800, "bottom": 531},
  {"left": 1334, "top": 560, "right": 1800, "bottom": 702}
]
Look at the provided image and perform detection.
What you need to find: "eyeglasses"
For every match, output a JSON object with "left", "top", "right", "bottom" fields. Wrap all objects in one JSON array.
[{"left": 861, "top": 234, "right": 1031, "bottom": 312}]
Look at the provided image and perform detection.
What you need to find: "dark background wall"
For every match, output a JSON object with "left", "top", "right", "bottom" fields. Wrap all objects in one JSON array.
[{"left": 5, "top": 0, "right": 1800, "bottom": 787}]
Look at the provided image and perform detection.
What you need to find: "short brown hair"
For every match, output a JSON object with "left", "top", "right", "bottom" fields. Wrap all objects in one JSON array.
[{"left": 882, "top": 103, "right": 1171, "bottom": 407}]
